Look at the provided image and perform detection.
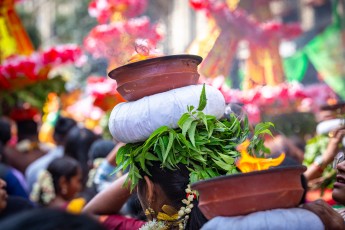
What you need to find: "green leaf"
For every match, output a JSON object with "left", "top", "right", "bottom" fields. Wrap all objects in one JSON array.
[
  {"left": 207, "top": 121, "right": 214, "bottom": 138},
  {"left": 188, "top": 105, "right": 195, "bottom": 112},
  {"left": 182, "top": 117, "right": 195, "bottom": 136},
  {"left": 197, "top": 111, "right": 208, "bottom": 131},
  {"left": 200, "top": 170, "right": 210, "bottom": 180},
  {"left": 159, "top": 137, "right": 168, "bottom": 163},
  {"left": 218, "top": 153, "right": 235, "bottom": 164},
  {"left": 164, "top": 132, "right": 175, "bottom": 162},
  {"left": 111, "top": 160, "right": 126, "bottom": 175},
  {"left": 177, "top": 113, "right": 190, "bottom": 129},
  {"left": 139, "top": 154, "right": 146, "bottom": 172},
  {"left": 188, "top": 121, "right": 198, "bottom": 147},
  {"left": 197, "top": 84, "right": 207, "bottom": 111},
  {"left": 254, "top": 122, "right": 274, "bottom": 136},
  {"left": 142, "top": 126, "right": 168, "bottom": 152},
  {"left": 116, "top": 145, "right": 128, "bottom": 165},
  {"left": 190, "top": 172, "right": 199, "bottom": 184},
  {"left": 205, "top": 168, "right": 219, "bottom": 178},
  {"left": 213, "top": 159, "right": 232, "bottom": 171},
  {"left": 145, "top": 152, "right": 160, "bottom": 161}
]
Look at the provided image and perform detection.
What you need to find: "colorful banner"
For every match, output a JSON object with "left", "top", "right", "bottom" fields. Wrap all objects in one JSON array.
[
  {"left": 0, "top": 0, "right": 34, "bottom": 63},
  {"left": 283, "top": 50, "right": 308, "bottom": 83},
  {"left": 244, "top": 39, "right": 285, "bottom": 90},
  {"left": 304, "top": 25, "right": 345, "bottom": 99}
]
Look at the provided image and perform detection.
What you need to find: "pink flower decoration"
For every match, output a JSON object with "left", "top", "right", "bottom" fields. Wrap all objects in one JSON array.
[
  {"left": 0, "top": 45, "right": 82, "bottom": 89},
  {"left": 84, "top": 16, "right": 162, "bottom": 60},
  {"left": 88, "top": 0, "right": 148, "bottom": 24}
]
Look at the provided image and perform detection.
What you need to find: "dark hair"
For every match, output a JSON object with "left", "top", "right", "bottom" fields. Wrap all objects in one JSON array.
[
  {"left": 0, "top": 208, "right": 107, "bottom": 230},
  {"left": 138, "top": 162, "right": 207, "bottom": 230},
  {"left": 0, "top": 119, "right": 11, "bottom": 145},
  {"left": 16, "top": 119, "right": 38, "bottom": 141},
  {"left": 122, "top": 193, "right": 146, "bottom": 221},
  {"left": 53, "top": 116, "right": 77, "bottom": 144},
  {"left": 64, "top": 127, "right": 99, "bottom": 184},
  {"left": 0, "top": 196, "right": 34, "bottom": 221},
  {"left": 47, "top": 156, "right": 80, "bottom": 195},
  {"left": 88, "top": 139, "right": 115, "bottom": 161}
]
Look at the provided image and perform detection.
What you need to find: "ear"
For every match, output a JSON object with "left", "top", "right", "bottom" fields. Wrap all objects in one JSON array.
[{"left": 144, "top": 175, "right": 155, "bottom": 204}]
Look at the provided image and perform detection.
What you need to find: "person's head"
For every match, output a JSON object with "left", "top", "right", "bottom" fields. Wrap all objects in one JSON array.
[
  {"left": 332, "top": 151, "right": 345, "bottom": 204},
  {"left": 88, "top": 139, "right": 115, "bottom": 165},
  {"left": 137, "top": 161, "right": 207, "bottom": 230},
  {"left": 318, "top": 101, "right": 345, "bottom": 122},
  {"left": 64, "top": 127, "right": 99, "bottom": 183},
  {"left": 48, "top": 156, "right": 82, "bottom": 200},
  {"left": 15, "top": 119, "right": 38, "bottom": 142},
  {"left": 0, "top": 119, "right": 11, "bottom": 146},
  {"left": 0, "top": 208, "right": 107, "bottom": 230},
  {"left": 122, "top": 193, "right": 146, "bottom": 221},
  {"left": 0, "top": 179, "right": 8, "bottom": 212},
  {"left": 53, "top": 116, "right": 77, "bottom": 145},
  {"left": 31, "top": 157, "right": 82, "bottom": 206}
]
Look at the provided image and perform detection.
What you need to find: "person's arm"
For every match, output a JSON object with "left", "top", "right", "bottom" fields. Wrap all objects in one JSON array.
[
  {"left": 302, "top": 199, "right": 345, "bottom": 229},
  {"left": 304, "top": 126, "right": 345, "bottom": 181},
  {"left": 83, "top": 173, "right": 131, "bottom": 215}
]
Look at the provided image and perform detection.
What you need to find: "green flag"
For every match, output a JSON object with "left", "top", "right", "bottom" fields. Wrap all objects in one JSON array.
[{"left": 304, "top": 25, "right": 345, "bottom": 99}]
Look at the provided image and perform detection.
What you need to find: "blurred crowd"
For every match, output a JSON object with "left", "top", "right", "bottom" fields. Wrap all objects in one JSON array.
[{"left": 0, "top": 101, "right": 344, "bottom": 229}]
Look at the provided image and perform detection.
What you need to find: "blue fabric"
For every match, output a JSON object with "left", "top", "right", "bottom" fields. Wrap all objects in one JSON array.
[
  {"left": 0, "top": 164, "right": 28, "bottom": 198},
  {"left": 93, "top": 160, "right": 117, "bottom": 192}
]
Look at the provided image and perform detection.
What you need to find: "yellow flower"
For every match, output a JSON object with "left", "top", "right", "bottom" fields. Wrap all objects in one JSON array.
[{"left": 66, "top": 197, "right": 86, "bottom": 214}]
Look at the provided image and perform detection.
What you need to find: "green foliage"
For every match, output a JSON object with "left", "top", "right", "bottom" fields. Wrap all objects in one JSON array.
[
  {"left": 116, "top": 84, "right": 274, "bottom": 191},
  {"left": 304, "top": 135, "right": 336, "bottom": 191},
  {"left": 304, "top": 135, "right": 329, "bottom": 165},
  {"left": 0, "top": 76, "right": 66, "bottom": 115}
]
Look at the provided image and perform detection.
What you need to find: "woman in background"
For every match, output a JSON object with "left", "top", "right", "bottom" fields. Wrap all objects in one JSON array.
[{"left": 30, "top": 156, "right": 84, "bottom": 213}]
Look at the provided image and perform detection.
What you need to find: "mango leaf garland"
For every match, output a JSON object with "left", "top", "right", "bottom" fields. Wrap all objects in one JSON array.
[{"left": 115, "top": 84, "right": 274, "bottom": 191}]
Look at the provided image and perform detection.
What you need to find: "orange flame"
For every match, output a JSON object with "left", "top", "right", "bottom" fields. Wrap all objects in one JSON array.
[
  {"left": 127, "top": 42, "right": 160, "bottom": 63},
  {"left": 236, "top": 140, "right": 285, "bottom": 173}
]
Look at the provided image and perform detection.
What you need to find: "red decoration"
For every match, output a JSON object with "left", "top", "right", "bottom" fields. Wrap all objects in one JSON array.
[
  {"left": 86, "top": 76, "right": 126, "bottom": 111},
  {"left": 0, "top": 45, "right": 82, "bottom": 90},
  {"left": 205, "top": 76, "right": 338, "bottom": 123},
  {"left": 9, "top": 107, "right": 39, "bottom": 121}
]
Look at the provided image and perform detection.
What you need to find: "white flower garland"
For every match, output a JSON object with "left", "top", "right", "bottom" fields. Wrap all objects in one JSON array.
[
  {"left": 30, "top": 169, "right": 56, "bottom": 205},
  {"left": 177, "top": 184, "right": 197, "bottom": 230},
  {"left": 139, "top": 219, "right": 169, "bottom": 230},
  {"left": 86, "top": 158, "right": 104, "bottom": 188},
  {"left": 138, "top": 184, "right": 197, "bottom": 230}
]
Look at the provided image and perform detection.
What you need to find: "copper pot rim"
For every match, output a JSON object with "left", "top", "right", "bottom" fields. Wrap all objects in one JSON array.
[
  {"left": 108, "top": 54, "right": 203, "bottom": 80},
  {"left": 192, "top": 165, "right": 307, "bottom": 189}
]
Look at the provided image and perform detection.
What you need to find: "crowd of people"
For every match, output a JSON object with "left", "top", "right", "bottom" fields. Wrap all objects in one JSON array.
[{"left": 0, "top": 101, "right": 344, "bottom": 229}]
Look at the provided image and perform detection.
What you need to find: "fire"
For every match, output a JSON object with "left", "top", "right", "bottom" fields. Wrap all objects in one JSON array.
[{"left": 236, "top": 140, "right": 285, "bottom": 173}]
